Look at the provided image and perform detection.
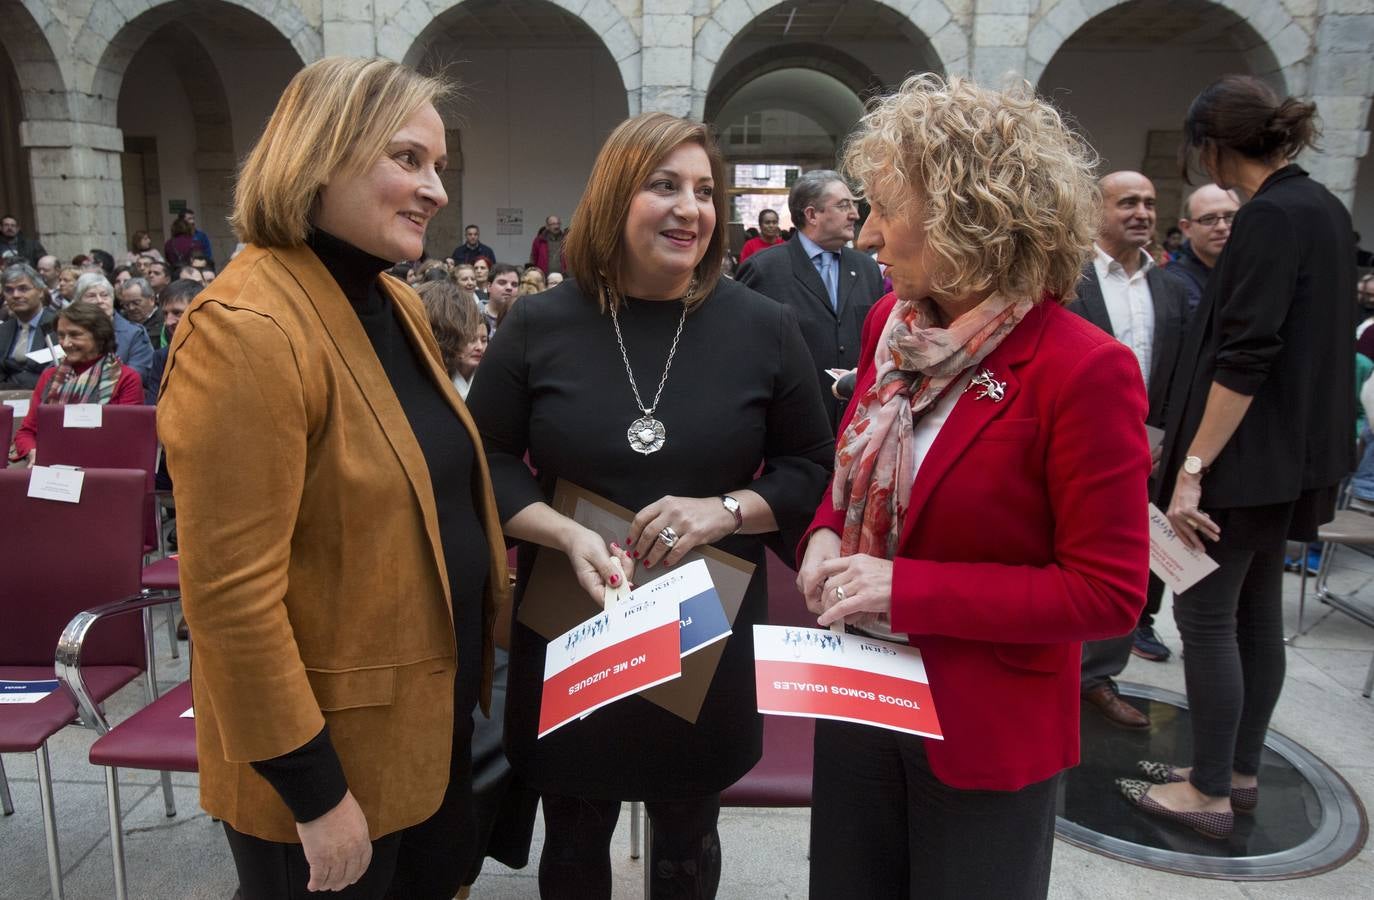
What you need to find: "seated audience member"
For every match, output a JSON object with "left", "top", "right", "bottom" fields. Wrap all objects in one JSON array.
[
  {"left": 518, "top": 267, "right": 546, "bottom": 296},
  {"left": 9, "top": 300, "right": 143, "bottom": 465},
  {"left": 74, "top": 272, "right": 155, "bottom": 384},
  {"left": 1, "top": 263, "right": 58, "bottom": 387},
  {"left": 417, "top": 280, "right": 489, "bottom": 399},
  {"left": 453, "top": 263, "right": 479, "bottom": 295},
  {"left": 472, "top": 256, "right": 492, "bottom": 300},
  {"left": 118, "top": 276, "right": 161, "bottom": 342},
  {"left": 145, "top": 278, "right": 202, "bottom": 404},
  {"left": 55, "top": 265, "right": 80, "bottom": 308},
  {"left": 485, "top": 263, "right": 521, "bottom": 331},
  {"left": 130, "top": 230, "right": 155, "bottom": 256}
]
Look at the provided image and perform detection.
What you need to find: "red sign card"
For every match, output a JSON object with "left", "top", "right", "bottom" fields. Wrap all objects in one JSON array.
[
  {"left": 753, "top": 625, "right": 943, "bottom": 739},
  {"left": 538, "top": 590, "right": 682, "bottom": 738}
]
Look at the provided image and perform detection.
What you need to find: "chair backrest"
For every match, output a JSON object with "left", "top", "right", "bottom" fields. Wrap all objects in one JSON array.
[
  {"left": 0, "top": 403, "right": 12, "bottom": 445},
  {"left": 0, "top": 468, "right": 147, "bottom": 668},
  {"left": 37, "top": 405, "right": 159, "bottom": 549}
]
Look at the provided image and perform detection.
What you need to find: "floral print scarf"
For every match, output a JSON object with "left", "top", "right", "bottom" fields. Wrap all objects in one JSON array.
[{"left": 833, "top": 293, "right": 1033, "bottom": 559}]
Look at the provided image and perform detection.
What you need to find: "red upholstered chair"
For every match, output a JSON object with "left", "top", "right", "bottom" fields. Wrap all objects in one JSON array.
[
  {"left": 0, "top": 402, "right": 13, "bottom": 448},
  {"left": 71, "top": 674, "right": 195, "bottom": 900},
  {"left": 0, "top": 467, "right": 149, "bottom": 900},
  {"left": 36, "top": 404, "right": 181, "bottom": 658}
]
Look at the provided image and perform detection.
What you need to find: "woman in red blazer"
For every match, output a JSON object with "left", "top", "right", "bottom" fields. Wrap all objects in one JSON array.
[{"left": 798, "top": 75, "right": 1151, "bottom": 899}]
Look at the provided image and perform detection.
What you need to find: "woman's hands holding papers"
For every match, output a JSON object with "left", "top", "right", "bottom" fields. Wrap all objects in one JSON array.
[
  {"left": 558, "top": 520, "right": 634, "bottom": 607},
  {"left": 798, "top": 528, "right": 842, "bottom": 615},
  {"left": 813, "top": 552, "right": 894, "bottom": 630},
  {"left": 626, "top": 495, "right": 738, "bottom": 570}
]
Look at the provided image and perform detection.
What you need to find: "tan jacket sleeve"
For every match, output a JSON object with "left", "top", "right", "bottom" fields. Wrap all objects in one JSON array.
[{"left": 159, "top": 299, "right": 324, "bottom": 763}]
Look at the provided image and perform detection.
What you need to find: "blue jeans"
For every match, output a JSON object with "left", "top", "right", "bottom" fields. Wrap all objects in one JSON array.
[{"left": 1353, "top": 427, "right": 1374, "bottom": 501}]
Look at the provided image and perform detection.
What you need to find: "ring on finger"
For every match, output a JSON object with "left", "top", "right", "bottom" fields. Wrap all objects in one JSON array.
[
  {"left": 657, "top": 526, "right": 679, "bottom": 548},
  {"left": 835, "top": 585, "right": 846, "bottom": 604}
]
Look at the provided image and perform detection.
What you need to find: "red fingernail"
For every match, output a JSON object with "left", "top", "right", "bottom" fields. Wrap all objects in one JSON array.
[
  {"left": 633, "top": 551, "right": 640, "bottom": 558},
  {"left": 611, "top": 542, "right": 620, "bottom": 550},
  {"left": 626, "top": 536, "right": 634, "bottom": 545},
  {"left": 610, "top": 574, "right": 620, "bottom": 585}
]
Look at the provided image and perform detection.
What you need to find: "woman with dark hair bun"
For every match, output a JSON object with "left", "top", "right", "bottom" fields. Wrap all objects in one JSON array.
[{"left": 1117, "top": 75, "right": 1357, "bottom": 839}]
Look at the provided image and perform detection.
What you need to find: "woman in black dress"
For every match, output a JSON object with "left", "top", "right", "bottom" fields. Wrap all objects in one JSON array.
[
  {"left": 466, "top": 113, "right": 833, "bottom": 898},
  {"left": 1117, "top": 75, "right": 1356, "bottom": 839}
]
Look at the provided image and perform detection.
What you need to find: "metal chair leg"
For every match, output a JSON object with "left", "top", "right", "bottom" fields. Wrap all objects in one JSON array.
[
  {"left": 36, "top": 742, "right": 64, "bottom": 900},
  {"left": 160, "top": 770, "right": 176, "bottom": 817},
  {"left": 643, "top": 815, "right": 653, "bottom": 899},
  {"left": 141, "top": 608, "right": 160, "bottom": 703},
  {"left": 107, "top": 766, "right": 129, "bottom": 900},
  {"left": 629, "top": 800, "right": 641, "bottom": 859},
  {"left": 166, "top": 604, "right": 180, "bottom": 660},
  {"left": 0, "top": 754, "right": 14, "bottom": 815}
]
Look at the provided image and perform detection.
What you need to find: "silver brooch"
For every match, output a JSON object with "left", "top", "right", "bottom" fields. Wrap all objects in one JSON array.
[{"left": 966, "top": 368, "right": 1006, "bottom": 402}]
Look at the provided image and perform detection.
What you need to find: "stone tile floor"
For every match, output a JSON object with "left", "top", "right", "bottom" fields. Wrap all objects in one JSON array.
[{"left": 3, "top": 545, "right": 1371, "bottom": 899}]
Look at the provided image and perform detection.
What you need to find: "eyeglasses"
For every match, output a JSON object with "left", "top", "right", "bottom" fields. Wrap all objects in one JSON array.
[
  {"left": 1190, "top": 212, "right": 1237, "bottom": 228},
  {"left": 818, "top": 199, "right": 856, "bottom": 213}
]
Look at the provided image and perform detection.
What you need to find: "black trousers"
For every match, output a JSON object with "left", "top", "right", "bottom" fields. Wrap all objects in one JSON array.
[
  {"left": 224, "top": 713, "right": 477, "bottom": 900},
  {"left": 537, "top": 792, "right": 722, "bottom": 900},
  {"left": 810, "top": 720, "right": 1060, "bottom": 900},
  {"left": 1172, "top": 533, "right": 1287, "bottom": 797}
]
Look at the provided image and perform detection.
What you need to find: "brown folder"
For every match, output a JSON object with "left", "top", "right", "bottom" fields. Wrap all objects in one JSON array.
[{"left": 518, "top": 479, "right": 755, "bottom": 723}]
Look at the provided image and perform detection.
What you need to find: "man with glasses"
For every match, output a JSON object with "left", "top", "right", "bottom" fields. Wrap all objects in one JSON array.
[
  {"left": 0, "top": 264, "right": 58, "bottom": 388},
  {"left": 1169, "top": 184, "right": 1241, "bottom": 314},
  {"left": 737, "top": 169, "right": 884, "bottom": 431},
  {"left": 1073, "top": 171, "right": 1189, "bottom": 727}
]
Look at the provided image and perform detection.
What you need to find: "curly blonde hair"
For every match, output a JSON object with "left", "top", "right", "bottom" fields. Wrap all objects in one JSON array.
[{"left": 842, "top": 74, "right": 1099, "bottom": 304}]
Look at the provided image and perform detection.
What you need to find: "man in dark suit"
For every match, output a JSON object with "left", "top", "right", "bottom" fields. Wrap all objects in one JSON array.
[
  {"left": 737, "top": 170, "right": 885, "bottom": 431},
  {"left": 1, "top": 263, "right": 58, "bottom": 388},
  {"left": 1072, "top": 171, "right": 1187, "bottom": 729}
]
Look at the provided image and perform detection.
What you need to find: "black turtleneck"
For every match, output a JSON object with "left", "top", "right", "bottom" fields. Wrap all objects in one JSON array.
[{"left": 249, "top": 230, "right": 489, "bottom": 824}]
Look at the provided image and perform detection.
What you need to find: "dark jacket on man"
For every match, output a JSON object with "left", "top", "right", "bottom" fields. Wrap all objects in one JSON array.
[
  {"left": 1164, "top": 243, "right": 1211, "bottom": 316},
  {"left": 0, "top": 307, "right": 58, "bottom": 388},
  {"left": 0, "top": 231, "right": 46, "bottom": 266},
  {"left": 452, "top": 241, "right": 496, "bottom": 266},
  {"left": 736, "top": 234, "right": 885, "bottom": 431},
  {"left": 1069, "top": 259, "right": 1187, "bottom": 429}
]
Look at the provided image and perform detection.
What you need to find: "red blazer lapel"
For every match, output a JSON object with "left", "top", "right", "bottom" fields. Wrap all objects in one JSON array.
[{"left": 898, "top": 304, "right": 1049, "bottom": 545}]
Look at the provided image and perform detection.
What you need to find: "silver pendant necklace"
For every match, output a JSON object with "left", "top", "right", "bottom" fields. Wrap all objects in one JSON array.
[{"left": 610, "top": 296, "right": 688, "bottom": 455}]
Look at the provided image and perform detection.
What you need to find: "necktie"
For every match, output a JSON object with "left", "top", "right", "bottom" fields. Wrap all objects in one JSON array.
[
  {"left": 11, "top": 322, "right": 30, "bottom": 362},
  {"left": 816, "top": 252, "right": 839, "bottom": 311}
]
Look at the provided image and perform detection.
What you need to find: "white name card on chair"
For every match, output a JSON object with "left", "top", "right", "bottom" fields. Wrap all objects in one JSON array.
[
  {"left": 63, "top": 404, "right": 103, "bottom": 428},
  {"left": 2, "top": 398, "right": 28, "bottom": 418},
  {"left": 24, "top": 345, "right": 65, "bottom": 365},
  {"left": 28, "top": 465, "right": 85, "bottom": 503}
]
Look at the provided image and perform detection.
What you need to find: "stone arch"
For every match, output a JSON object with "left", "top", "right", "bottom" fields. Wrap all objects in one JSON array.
[
  {"left": 1, "top": 1, "right": 68, "bottom": 111},
  {"left": 397, "top": 0, "right": 635, "bottom": 108},
  {"left": 695, "top": 0, "right": 969, "bottom": 120},
  {"left": 1027, "top": 0, "right": 1302, "bottom": 94},
  {"left": 88, "top": 0, "right": 312, "bottom": 125},
  {"left": 704, "top": 43, "right": 884, "bottom": 125}
]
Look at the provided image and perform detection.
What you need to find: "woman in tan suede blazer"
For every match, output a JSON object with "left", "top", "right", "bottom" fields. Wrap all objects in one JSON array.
[{"left": 159, "top": 58, "right": 510, "bottom": 900}]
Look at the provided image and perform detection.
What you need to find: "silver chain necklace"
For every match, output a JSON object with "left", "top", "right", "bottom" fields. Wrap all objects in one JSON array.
[{"left": 610, "top": 298, "right": 687, "bottom": 455}]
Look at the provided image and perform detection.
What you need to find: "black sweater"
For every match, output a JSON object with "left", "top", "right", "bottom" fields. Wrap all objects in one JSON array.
[{"left": 250, "top": 231, "right": 488, "bottom": 823}]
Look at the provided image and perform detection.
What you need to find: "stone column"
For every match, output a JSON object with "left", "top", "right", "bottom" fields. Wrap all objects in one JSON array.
[
  {"left": 972, "top": 0, "right": 1030, "bottom": 85},
  {"left": 1306, "top": 8, "right": 1374, "bottom": 210},
  {"left": 20, "top": 117, "right": 127, "bottom": 261},
  {"left": 641, "top": 0, "right": 694, "bottom": 117}
]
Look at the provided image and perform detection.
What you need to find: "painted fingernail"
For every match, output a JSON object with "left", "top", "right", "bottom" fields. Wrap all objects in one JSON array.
[
  {"left": 610, "top": 574, "right": 620, "bottom": 585},
  {"left": 626, "top": 536, "right": 634, "bottom": 545},
  {"left": 633, "top": 551, "right": 640, "bottom": 558},
  {"left": 611, "top": 542, "right": 620, "bottom": 550}
]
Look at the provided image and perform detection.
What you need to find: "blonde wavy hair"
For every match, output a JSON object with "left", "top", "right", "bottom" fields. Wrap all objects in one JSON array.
[{"left": 842, "top": 74, "right": 1099, "bottom": 303}]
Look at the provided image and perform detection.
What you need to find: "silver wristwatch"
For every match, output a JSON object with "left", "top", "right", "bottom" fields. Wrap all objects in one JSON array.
[{"left": 720, "top": 495, "right": 743, "bottom": 534}]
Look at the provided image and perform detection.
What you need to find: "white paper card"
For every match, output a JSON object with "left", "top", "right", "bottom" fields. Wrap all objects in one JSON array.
[
  {"left": 1148, "top": 503, "right": 1220, "bottom": 594},
  {"left": 0, "top": 679, "right": 59, "bottom": 704},
  {"left": 180, "top": 707, "right": 194, "bottom": 718},
  {"left": 24, "top": 345, "right": 65, "bottom": 365},
  {"left": 63, "top": 404, "right": 103, "bottom": 428},
  {"left": 3, "top": 398, "right": 29, "bottom": 418},
  {"left": 27, "top": 465, "right": 85, "bottom": 504}
]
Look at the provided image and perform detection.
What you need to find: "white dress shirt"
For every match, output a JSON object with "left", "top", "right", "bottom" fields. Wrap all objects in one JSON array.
[{"left": 1092, "top": 244, "right": 1155, "bottom": 389}]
